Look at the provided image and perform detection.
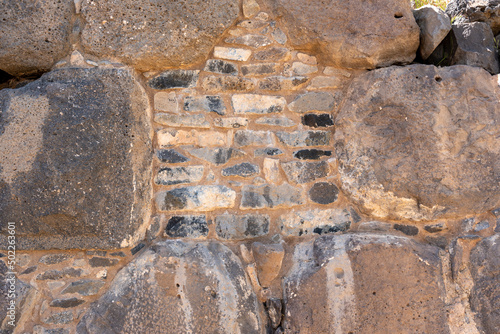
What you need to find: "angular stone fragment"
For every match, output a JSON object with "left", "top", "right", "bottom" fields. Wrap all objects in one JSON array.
[
  {"left": 0, "top": 0, "right": 73, "bottom": 76},
  {"left": 188, "top": 147, "right": 246, "bottom": 165},
  {"left": 89, "top": 257, "right": 119, "bottom": 267},
  {"left": 61, "top": 279, "right": 105, "bottom": 296},
  {"left": 148, "top": 70, "right": 200, "bottom": 89},
  {"left": 279, "top": 208, "right": 351, "bottom": 236},
  {"left": 294, "top": 149, "right": 332, "bottom": 160},
  {"left": 201, "top": 75, "right": 255, "bottom": 92},
  {"left": 154, "top": 92, "right": 179, "bottom": 112},
  {"left": 335, "top": 65, "right": 500, "bottom": 220},
  {"left": 232, "top": 94, "right": 286, "bottom": 114},
  {"left": 204, "top": 59, "right": 238, "bottom": 75},
  {"left": 39, "top": 254, "right": 72, "bottom": 265},
  {"left": 50, "top": 297, "right": 85, "bottom": 308},
  {"left": 263, "top": 158, "right": 282, "bottom": 184},
  {"left": 77, "top": 240, "right": 266, "bottom": 333},
  {"left": 155, "top": 166, "right": 204, "bottom": 185},
  {"left": 156, "top": 186, "right": 236, "bottom": 212},
  {"left": 309, "top": 182, "right": 339, "bottom": 204},
  {"left": 165, "top": 215, "right": 208, "bottom": 238},
  {"left": 255, "top": 116, "right": 295, "bottom": 127},
  {"left": 282, "top": 161, "right": 330, "bottom": 184},
  {"left": 154, "top": 113, "right": 210, "bottom": 128},
  {"left": 469, "top": 234, "right": 500, "bottom": 334},
  {"left": 253, "top": 47, "right": 291, "bottom": 61},
  {"left": 302, "top": 113, "right": 334, "bottom": 128},
  {"left": 290, "top": 62, "right": 318, "bottom": 75},
  {"left": 424, "top": 222, "right": 448, "bottom": 233},
  {"left": 307, "top": 76, "right": 346, "bottom": 89},
  {"left": 251, "top": 242, "right": 284, "bottom": 287},
  {"left": 271, "top": 0, "right": 420, "bottom": 68},
  {"left": 289, "top": 92, "right": 335, "bottom": 113},
  {"left": 283, "top": 234, "right": 449, "bottom": 333},
  {"left": 276, "top": 131, "right": 331, "bottom": 147},
  {"left": 222, "top": 163, "right": 260, "bottom": 177},
  {"left": 446, "top": 0, "right": 500, "bottom": 34},
  {"left": 156, "top": 149, "right": 190, "bottom": 163},
  {"left": 157, "top": 129, "right": 227, "bottom": 147},
  {"left": 215, "top": 214, "right": 270, "bottom": 240},
  {"left": 413, "top": 5, "right": 452, "bottom": 60},
  {"left": 451, "top": 22, "right": 499, "bottom": 74},
  {"left": 271, "top": 27, "right": 287, "bottom": 44},
  {"left": 241, "top": 63, "right": 279, "bottom": 76},
  {"left": 254, "top": 148, "right": 283, "bottom": 157},
  {"left": 234, "top": 130, "right": 273, "bottom": 146},
  {"left": 80, "top": 0, "right": 239, "bottom": 71},
  {"left": 259, "top": 76, "right": 308, "bottom": 91},
  {"left": 0, "top": 67, "right": 151, "bottom": 250},
  {"left": 393, "top": 224, "right": 419, "bottom": 236},
  {"left": 37, "top": 268, "right": 82, "bottom": 281},
  {"left": 183, "top": 95, "right": 226, "bottom": 115},
  {"left": 240, "top": 183, "right": 304, "bottom": 209},
  {"left": 214, "top": 117, "right": 249, "bottom": 128},
  {"left": 43, "top": 311, "right": 73, "bottom": 325},
  {"left": 214, "top": 47, "right": 252, "bottom": 61},
  {"left": 226, "top": 34, "right": 273, "bottom": 48}
]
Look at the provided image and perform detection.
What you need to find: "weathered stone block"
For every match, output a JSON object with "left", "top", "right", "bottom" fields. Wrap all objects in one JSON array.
[
  {"left": 156, "top": 186, "right": 236, "bottom": 212},
  {"left": 234, "top": 130, "right": 273, "bottom": 147},
  {"left": 165, "top": 215, "right": 208, "bottom": 238},
  {"left": 413, "top": 5, "right": 452, "bottom": 60},
  {"left": 156, "top": 149, "right": 189, "bottom": 163},
  {"left": 259, "top": 76, "right": 308, "bottom": 91},
  {"left": 188, "top": 147, "right": 246, "bottom": 165},
  {"left": 148, "top": 70, "right": 199, "bottom": 90},
  {"left": 289, "top": 92, "right": 336, "bottom": 113},
  {"left": 201, "top": 75, "right": 255, "bottom": 92},
  {"left": 294, "top": 149, "right": 332, "bottom": 160},
  {"left": 215, "top": 214, "right": 270, "bottom": 240},
  {"left": 255, "top": 116, "right": 295, "bottom": 127},
  {"left": 282, "top": 161, "right": 330, "bottom": 184},
  {"left": 214, "top": 47, "right": 252, "bottom": 61},
  {"left": 232, "top": 94, "right": 286, "bottom": 114},
  {"left": 276, "top": 131, "right": 331, "bottom": 147},
  {"left": 183, "top": 95, "right": 226, "bottom": 115},
  {"left": 279, "top": 208, "right": 351, "bottom": 236},
  {"left": 240, "top": 183, "right": 304, "bottom": 209},
  {"left": 154, "top": 113, "right": 209, "bottom": 128},
  {"left": 226, "top": 34, "right": 273, "bottom": 48},
  {"left": 155, "top": 166, "right": 204, "bottom": 185},
  {"left": 302, "top": 113, "right": 334, "bottom": 127},
  {"left": 308, "top": 182, "right": 339, "bottom": 204},
  {"left": 222, "top": 163, "right": 260, "bottom": 177},
  {"left": 204, "top": 59, "right": 238, "bottom": 75},
  {"left": 253, "top": 47, "right": 291, "bottom": 61}
]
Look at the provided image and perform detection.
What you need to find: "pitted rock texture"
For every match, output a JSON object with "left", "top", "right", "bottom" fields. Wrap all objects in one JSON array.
[
  {"left": 0, "top": 0, "right": 74, "bottom": 76},
  {"left": 335, "top": 65, "right": 500, "bottom": 221},
  {"left": 268, "top": 0, "right": 420, "bottom": 68},
  {"left": 80, "top": 0, "right": 239, "bottom": 71},
  {"left": 446, "top": 0, "right": 500, "bottom": 34},
  {"left": 283, "top": 234, "right": 449, "bottom": 333},
  {"left": 76, "top": 240, "right": 266, "bottom": 334},
  {"left": 470, "top": 234, "right": 500, "bottom": 334},
  {"left": 0, "top": 67, "right": 151, "bottom": 249}
]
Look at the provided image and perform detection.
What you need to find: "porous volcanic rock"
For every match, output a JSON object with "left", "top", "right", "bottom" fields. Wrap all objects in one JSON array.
[
  {"left": 283, "top": 234, "right": 449, "bottom": 333},
  {"left": 80, "top": 0, "right": 239, "bottom": 71},
  {"left": 446, "top": 0, "right": 500, "bottom": 34},
  {"left": 335, "top": 65, "right": 500, "bottom": 221},
  {"left": 267, "top": 0, "right": 420, "bottom": 68},
  {"left": 0, "top": 0, "right": 74, "bottom": 76},
  {"left": 77, "top": 240, "right": 266, "bottom": 334},
  {"left": 0, "top": 67, "right": 152, "bottom": 249}
]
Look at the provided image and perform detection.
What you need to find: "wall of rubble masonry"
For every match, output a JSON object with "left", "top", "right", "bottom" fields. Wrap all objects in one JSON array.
[{"left": 0, "top": 0, "right": 499, "bottom": 333}]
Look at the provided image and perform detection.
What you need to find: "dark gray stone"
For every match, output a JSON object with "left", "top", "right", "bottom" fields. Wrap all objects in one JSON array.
[
  {"left": 77, "top": 240, "right": 266, "bottom": 333},
  {"left": 309, "top": 182, "right": 339, "bottom": 204},
  {"left": 424, "top": 222, "right": 447, "bottom": 233},
  {"left": 294, "top": 149, "right": 332, "bottom": 160},
  {"left": 165, "top": 215, "right": 209, "bottom": 238},
  {"left": 131, "top": 243, "right": 146, "bottom": 255},
  {"left": 446, "top": 0, "right": 500, "bottom": 34},
  {"left": 288, "top": 92, "right": 336, "bottom": 113},
  {"left": 156, "top": 149, "right": 190, "bottom": 163},
  {"left": 215, "top": 214, "right": 269, "bottom": 240},
  {"left": 50, "top": 297, "right": 85, "bottom": 308},
  {"left": 259, "top": 76, "right": 308, "bottom": 91},
  {"left": 0, "top": 67, "right": 152, "bottom": 250},
  {"left": 62, "top": 279, "right": 105, "bottom": 296},
  {"left": 89, "top": 257, "right": 119, "bottom": 268},
  {"left": 393, "top": 224, "right": 419, "bottom": 236},
  {"left": 222, "top": 163, "right": 259, "bottom": 177},
  {"left": 254, "top": 148, "right": 283, "bottom": 157},
  {"left": 240, "top": 183, "right": 304, "bottom": 209},
  {"left": 234, "top": 130, "right": 273, "bottom": 147},
  {"left": 0, "top": 0, "right": 74, "bottom": 76},
  {"left": 201, "top": 75, "right": 255, "bottom": 92},
  {"left": 204, "top": 59, "right": 238, "bottom": 75},
  {"left": 253, "top": 47, "right": 291, "bottom": 61},
  {"left": 184, "top": 95, "right": 226, "bottom": 115},
  {"left": 36, "top": 268, "right": 82, "bottom": 281},
  {"left": 148, "top": 70, "right": 200, "bottom": 89},
  {"left": 282, "top": 161, "right": 330, "bottom": 184},
  {"left": 20, "top": 266, "right": 38, "bottom": 275},
  {"left": 266, "top": 298, "right": 282, "bottom": 329},
  {"left": 155, "top": 166, "right": 204, "bottom": 185},
  {"left": 43, "top": 311, "right": 73, "bottom": 325},
  {"left": 188, "top": 147, "right": 246, "bottom": 166},
  {"left": 39, "top": 254, "right": 72, "bottom": 265},
  {"left": 276, "top": 131, "right": 330, "bottom": 147},
  {"left": 33, "top": 326, "right": 70, "bottom": 334},
  {"left": 301, "top": 113, "right": 334, "bottom": 127},
  {"left": 470, "top": 234, "right": 500, "bottom": 334}
]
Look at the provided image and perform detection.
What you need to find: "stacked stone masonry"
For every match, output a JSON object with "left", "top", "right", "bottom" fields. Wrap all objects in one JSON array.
[{"left": 0, "top": 0, "right": 499, "bottom": 333}]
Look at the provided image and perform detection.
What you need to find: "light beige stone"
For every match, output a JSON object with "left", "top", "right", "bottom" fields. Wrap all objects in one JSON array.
[
  {"left": 232, "top": 94, "right": 287, "bottom": 114},
  {"left": 243, "top": 0, "right": 260, "bottom": 18},
  {"left": 263, "top": 158, "right": 282, "bottom": 184},
  {"left": 214, "top": 47, "right": 252, "bottom": 61},
  {"left": 251, "top": 242, "right": 285, "bottom": 287},
  {"left": 154, "top": 92, "right": 179, "bottom": 112},
  {"left": 154, "top": 113, "right": 210, "bottom": 128}
]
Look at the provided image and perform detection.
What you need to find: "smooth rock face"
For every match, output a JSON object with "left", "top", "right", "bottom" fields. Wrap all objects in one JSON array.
[
  {"left": 269, "top": 0, "right": 420, "bottom": 68},
  {"left": 446, "top": 0, "right": 500, "bottom": 34},
  {"left": 77, "top": 240, "right": 266, "bottom": 333},
  {"left": 451, "top": 22, "right": 499, "bottom": 74},
  {"left": 0, "top": 0, "right": 74, "bottom": 76},
  {"left": 0, "top": 67, "right": 151, "bottom": 249},
  {"left": 80, "top": 0, "right": 239, "bottom": 71},
  {"left": 283, "top": 234, "right": 449, "bottom": 333},
  {"left": 413, "top": 5, "right": 452, "bottom": 60},
  {"left": 470, "top": 234, "right": 500, "bottom": 334},
  {"left": 335, "top": 65, "right": 500, "bottom": 221}
]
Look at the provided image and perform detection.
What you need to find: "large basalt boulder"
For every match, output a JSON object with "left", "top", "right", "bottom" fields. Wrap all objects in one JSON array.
[
  {"left": 335, "top": 65, "right": 500, "bottom": 221},
  {"left": 283, "top": 234, "right": 449, "bottom": 333},
  {"left": 267, "top": 0, "right": 420, "bottom": 69},
  {"left": 80, "top": 0, "right": 239, "bottom": 71},
  {"left": 77, "top": 240, "right": 266, "bottom": 334},
  {"left": 0, "top": 0, "right": 74, "bottom": 76},
  {"left": 0, "top": 67, "right": 152, "bottom": 249},
  {"left": 446, "top": 0, "right": 500, "bottom": 35},
  {"left": 470, "top": 234, "right": 500, "bottom": 334}
]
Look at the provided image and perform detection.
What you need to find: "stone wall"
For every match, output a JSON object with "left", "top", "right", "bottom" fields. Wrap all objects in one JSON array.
[{"left": 0, "top": 0, "right": 499, "bottom": 333}]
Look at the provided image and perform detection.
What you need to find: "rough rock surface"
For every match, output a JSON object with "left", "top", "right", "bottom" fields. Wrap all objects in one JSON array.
[
  {"left": 446, "top": 0, "right": 500, "bottom": 34},
  {"left": 335, "top": 65, "right": 500, "bottom": 221},
  {"left": 77, "top": 240, "right": 266, "bottom": 333},
  {"left": 283, "top": 234, "right": 449, "bottom": 333},
  {"left": 0, "top": 67, "right": 151, "bottom": 249},
  {"left": 0, "top": 0, "right": 74, "bottom": 76},
  {"left": 80, "top": 0, "right": 239, "bottom": 71},
  {"left": 268, "top": 0, "right": 420, "bottom": 68},
  {"left": 413, "top": 5, "right": 452, "bottom": 60},
  {"left": 470, "top": 234, "right": 500, "bottom": 334}
]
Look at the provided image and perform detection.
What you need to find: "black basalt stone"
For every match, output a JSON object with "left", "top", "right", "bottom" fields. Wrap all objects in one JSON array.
[
  {"left": 156, "top": 149, "right": 189, "bottom": 163},
  {"left": 222, "top": 162, "right": 259, "bottom": 177},
  {"left": 165, "top": 215, "right": 209, "bottom": 238},
  {"left": 302, "top": 113, "right": 334, "bottom": 127},
  {"left": 294, "top": 149, "right": 332, "bottom": 160},
  {"left": 148, "top": 70, "right": 199, "bottom": 89},
  {"left": 308, "top": 182, "right": 339, "bottom": 204},
  {"left": 204, "top": 59, "right": 238, "bottom": 75},
  {"left": 394, "top": 224, "right": 419, "bottom": 236}
]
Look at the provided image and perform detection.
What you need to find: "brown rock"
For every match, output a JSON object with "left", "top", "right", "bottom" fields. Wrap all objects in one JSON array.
[
  {"left": 251, "top": 242, "right": 284, "bottom": 287},
  {"left": 335, "top": 65, "right": 500, "bottom": 221},
  {"left": 268, "top": 0, "right": 420, "bottom": 68},
  {"left": 283, "top": 234, "right": 449, "bottom": 333}
]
